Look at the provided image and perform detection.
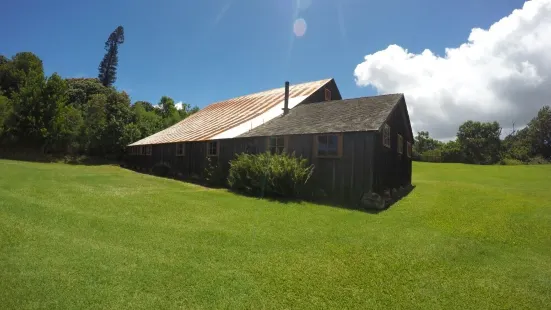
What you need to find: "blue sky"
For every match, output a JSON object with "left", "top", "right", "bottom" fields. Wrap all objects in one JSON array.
[{"left": 2, "top": 0, "right": 527, "bottom": 110}]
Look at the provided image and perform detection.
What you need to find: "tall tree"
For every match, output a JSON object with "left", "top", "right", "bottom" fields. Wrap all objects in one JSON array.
[
  {"left": 457, "top": 121, "right": 502, "bottom": 164},
  {"left": 98, "top": 26, "right": 125, "bottom": 87},
  {"left": 527, "top": 106, "right": 551, "bottom": 159}
]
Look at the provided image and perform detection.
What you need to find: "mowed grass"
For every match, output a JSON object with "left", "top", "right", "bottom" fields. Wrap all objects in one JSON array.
[{"left": 1, "top": 160, "right": 550, "bottom": 309}]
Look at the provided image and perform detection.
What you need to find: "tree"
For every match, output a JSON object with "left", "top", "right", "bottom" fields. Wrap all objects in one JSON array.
[
  {"left": 66, "top": 78, "right": 107, "bottom": 107},
  {"left": 0, "top": 52, "right": 44, "bottom": 98},
  {"left": 527, "top": 106, "right": 551, "bottom": 159},
  {"left": 134, "top": 100, "right": 156, "bottom": 112},
  {"left": 177, "top": 101, "right": 200, "bottom": 119},
  {"left": 98, "top": 26, "right": 124, "bottom": 87},
  {"left": 457, "top": 121, "right": 502, "bottom": 164},
  {"left": 83, "top": 94, "right": 108, "bottom": 154},
  {"left": 132, "top": 101, "right": 163, "bottom": 140},
  {"left": 413, "top": 131, "right": 442, "bottom": 155},
  {"left": 0, "top": 94, "right": 12, "bottom": 137},
  {"left": 158, "top": 96, "right": 181, "bottom": 127},
  {"left": 440, "top": 140, "right": 464, "bottom": 163}
]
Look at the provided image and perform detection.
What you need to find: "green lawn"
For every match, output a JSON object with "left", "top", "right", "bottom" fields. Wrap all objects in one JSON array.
[{"left": 1, "top": 160, "right": 550, "bottom": 309}]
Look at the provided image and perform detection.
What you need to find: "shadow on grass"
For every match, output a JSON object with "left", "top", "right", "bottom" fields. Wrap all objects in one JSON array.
[
  {"left": 123, "top": 165, "right": 416, "bottom": 214},
  {"left": 0, "top": 151, "right": 120, "bottom": 166}
]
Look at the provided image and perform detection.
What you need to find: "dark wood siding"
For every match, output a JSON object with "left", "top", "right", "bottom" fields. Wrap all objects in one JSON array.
[
  {"left": 373, "top": 98, "right": 413, "bottom": 192},
  {"left": 126, "top": 131, "right": 376, "bottom": 205}
]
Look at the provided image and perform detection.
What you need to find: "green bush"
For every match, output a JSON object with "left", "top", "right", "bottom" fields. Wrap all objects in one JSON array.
[
  {"left": 227, "top": 152, "right": 314, "bottom": 198},
  {"left": 527, "top": 155, "right": 549, "bottom": 165},
  {"left": 500, "top": 158, "right": 524, "bottom": 165},
  {"left": 420, "top": 149, "right": 442, "bottom": 162}
]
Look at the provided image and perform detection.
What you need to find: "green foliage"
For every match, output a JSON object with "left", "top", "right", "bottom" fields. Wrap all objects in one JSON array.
[
  {"left": 413, "top": 131, "right": 442, "bottom": 155},
  {"left": 420, "top": 149, "right": 442, "bottom": 162},
  {"left": 527, "top": 155, "right": 549, "bottom": 165},
  {"left": 500, "top": 158, "right": 524, "bottom": 165},
  {"left": 0, "top": 95, "right": 12, "bottom": 136},
  {"left": 527, "top": 106, "right": 551, "bottom": 159},
  {"left": 457, "top": 121, "right": 502, "bottom": 164},
  {"left": 440, "top": 140, "right": 465, "bottom": 163},
  {"left": 158, "top": 96, "right": 181, "bottom": 127},
  {"left": 98, "top": 26, "right": 124, "bottom": 87},
  {"left": 228, "top": 152, "right": 314, "bottom": 197},
  {"left": 0, "top": 51, "right": 199, "bottom": 159},
  {"left": 0, "top": 52, "right": 44, "bottom": 98}
]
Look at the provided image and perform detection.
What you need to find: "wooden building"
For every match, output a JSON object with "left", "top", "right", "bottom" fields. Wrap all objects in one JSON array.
[{"left": 126, "top": 78, "right": 413, "bottom": 205}]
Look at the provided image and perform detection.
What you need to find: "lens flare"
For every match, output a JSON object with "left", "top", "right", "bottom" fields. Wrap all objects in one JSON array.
[{"left": 293, "top": 18, "right": 307, "bottom": 37}]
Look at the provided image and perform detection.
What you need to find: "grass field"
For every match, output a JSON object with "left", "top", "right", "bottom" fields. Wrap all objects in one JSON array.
[{"left": 1, "top": 159, "right": 550, "bottom": 309}]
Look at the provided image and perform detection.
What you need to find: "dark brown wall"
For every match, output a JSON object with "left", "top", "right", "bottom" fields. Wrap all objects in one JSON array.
[
  {"left": 126, "top": 131, "right": 376, "bottom": 205},
  {"left": 216, "top": 132, "right": 375, "bottom": 204},
  {"left": 301, "top": 79, "right": 342, "bottom": 104},
  {"left": 373, "top": 97, "right": 413, "bottom": 192}
]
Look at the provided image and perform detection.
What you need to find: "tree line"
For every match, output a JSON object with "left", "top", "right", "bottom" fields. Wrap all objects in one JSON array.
[
  {"left": 413, "top": 108, "right": 551, "bottom": 165},
  {"left": 0, "top": 26, "right": 198, "bottom": 159}
]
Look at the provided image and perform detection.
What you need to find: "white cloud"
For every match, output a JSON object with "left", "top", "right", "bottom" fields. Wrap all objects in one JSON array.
[
  {"left": 175, "top": 101, "right": 184, "bottom": 110},
  {"left": 354, "top": 0, "right": 551, "bottom": 140}
]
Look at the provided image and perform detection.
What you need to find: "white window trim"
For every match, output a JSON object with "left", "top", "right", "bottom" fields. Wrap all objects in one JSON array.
[
  {"left": 207, "top": 141, "right": 219, "bottom": 157},
  {"left": 397, "top": 134, "right": 403, "bottom": 154},
  {"left": 176, "top": 143, "right": 185, "bottom": 157},
  {"left": 383, "top": 124, "right": 391, "bottom": 148}
]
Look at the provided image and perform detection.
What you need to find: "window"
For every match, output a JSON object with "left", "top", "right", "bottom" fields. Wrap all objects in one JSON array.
[
  {"left": 324, "top": 88, "right": 331, "bottom": 101},
  {"left": 316, "top": 134, "right": 340, "bottom": 157},
  {"left": 146, "top": 145, "right": 152, "bottom": 156},
  {"left": 207, "top": 141, "right": 218, "bottom": 156},
  {"left": 176, "top": 143, "right": 185, "bottom": 156},
  {"left": 397, "top": 134, "right": 403, "bottom": 154},
  {"left": 140, "top": 146, "right": 146, "bottom": 155},
  {"left": 407, "top": 141, "right": 412, "bottom": 158},
  {"left": 268, "top": 136, "right": 285, "bottom": 154},
  {"left": 382, "top": 124, "right": 391, "bottom": 148}
]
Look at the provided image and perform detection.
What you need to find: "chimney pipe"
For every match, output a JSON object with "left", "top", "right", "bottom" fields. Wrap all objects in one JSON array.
[{"left": 283, "top": 81, "right": 290, "bottom": 115}]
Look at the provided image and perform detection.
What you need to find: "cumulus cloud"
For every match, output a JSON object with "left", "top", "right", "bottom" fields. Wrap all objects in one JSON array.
[
  {"left": 354, "top": 0, "right": 551, "bottom": 139},
  {"left": 175, "top": 101, "right": 184, "bottom": 110}
]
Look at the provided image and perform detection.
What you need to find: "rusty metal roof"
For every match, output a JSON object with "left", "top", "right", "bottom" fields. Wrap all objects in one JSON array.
[{"left": 129, "top": 79, "right": 332, "bottom": 146}]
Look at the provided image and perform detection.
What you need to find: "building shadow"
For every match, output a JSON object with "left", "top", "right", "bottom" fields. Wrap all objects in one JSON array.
[
  {"left": 121, "top": 165, "right": 416, "bottom": 214},
  {"left": 0, "top": 151, "right": 120, "bottom": 166}
]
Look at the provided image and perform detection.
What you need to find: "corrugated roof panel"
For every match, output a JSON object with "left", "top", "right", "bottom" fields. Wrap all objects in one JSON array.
[{"left": 129, "top": 79, "right": 332, "bottom": 146}]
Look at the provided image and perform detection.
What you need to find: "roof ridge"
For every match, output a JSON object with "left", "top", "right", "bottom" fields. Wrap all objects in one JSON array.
[{"left": 210, "top": 78, "right": 332, "bottom": 104}]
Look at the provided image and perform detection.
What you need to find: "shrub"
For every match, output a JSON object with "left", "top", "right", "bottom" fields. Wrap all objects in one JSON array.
[
  {"left": 420, "top": 149, "right": 442, "bottom": 162},
  {"left": 152, "top": 161, "right": 171, "bottom": 177},
  {"left": 204, "top": 156, "right": 225, "bottom": 187},
  {"left": 527, "top": 155, "right": 549, "bottom": 165},
  {"left": 500, "top": 158, "right": 524, "bottom": 165},
  {"left": 227, "top": 152, "right": 314, "bottom": 198}
]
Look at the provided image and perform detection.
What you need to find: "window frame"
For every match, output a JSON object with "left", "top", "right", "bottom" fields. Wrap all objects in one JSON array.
[
  {"left": 207, "top": 141, "right": 219, "bottom": 157},
  {"left": 140, "top": 146, "right": 146, "bottom": 156},
  {"left": 406, "top": 141, "right": 412, "bottom": 158},
  {"left": 146, "top": 145, "right": 152, "bottom": 156},
  {"left": 382, "top": 124, "right": 391, "bottom": 148},
  {"left": 324, "top": 87, "right": 331, "bottom": 101},
  {"left": 314, "top": 133, "right": 342, "bottom": 158},
  {"left": 267, "top": 136, "right": 287, "bottom": 154},
  {"left": 397, "top": 134, "right": 403, "bottom": 154},
  {"left": 176, "top": 143, "right": 185, "bottom": 157}
]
